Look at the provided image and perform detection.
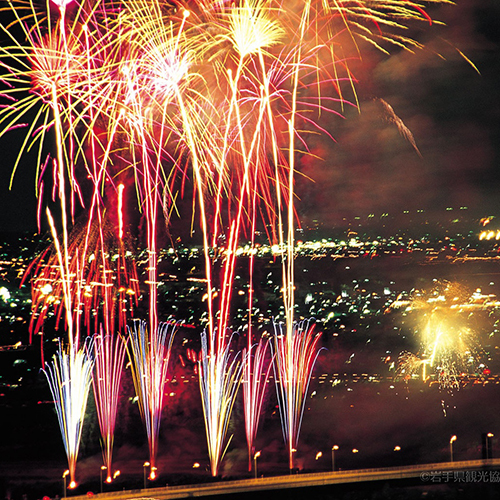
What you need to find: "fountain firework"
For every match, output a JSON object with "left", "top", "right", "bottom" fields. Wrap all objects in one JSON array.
[
  {"left": 272, "top": 319, "right": 323, "bottom": 470},
  {"left": 127, "top": 320, "right": 177, "bottom": 475},
  {"left": 93, "top": 331, "right": 129, "bottom": 481},
  {"left": 42, "top": 340, "right": 94, "bottom": 488},
  {"left": 242, "top": 336, "right": 273, "bottom": 471}
]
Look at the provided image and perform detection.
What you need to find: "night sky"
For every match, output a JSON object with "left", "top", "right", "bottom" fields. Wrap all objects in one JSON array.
[{"left": 1, "top": 1, "right": 500, "bottom": 233}]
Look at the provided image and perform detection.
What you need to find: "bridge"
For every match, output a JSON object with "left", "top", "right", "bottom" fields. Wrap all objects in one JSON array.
[{"left": 69, "top": 459, "right": 500, "bottom": 500}]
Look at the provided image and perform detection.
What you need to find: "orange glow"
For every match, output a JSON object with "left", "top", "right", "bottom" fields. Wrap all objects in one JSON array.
[{"left": 149, "top": 467, "right": 157, "bottom": 480}]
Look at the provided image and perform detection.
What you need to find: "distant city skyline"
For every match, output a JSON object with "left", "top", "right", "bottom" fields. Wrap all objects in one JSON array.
[{"left": 2, "top": 216, "right": 500, "bottom": 495}]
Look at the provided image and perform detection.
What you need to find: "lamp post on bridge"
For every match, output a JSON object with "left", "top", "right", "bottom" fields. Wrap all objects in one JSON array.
[
  {"left": 450, "top": 435, "right": 457, "bottom": 462},
  {"left": 143, "top": 462, "right": 150, "bottom": 490},
  {"left": 331, "top": 445, "right": 339, "bottom": 471},
  {"left": 289, "top": 448, "right": 297, "bottom": 474},
  {"left": 62, "top": 470, "right": 69, "bottom": 500},
  {"left": 487, "top": 433, "right": 494, "bottom": 459},
  {"left": 253, "top": 451, "right": 261, "bottom": 479}
]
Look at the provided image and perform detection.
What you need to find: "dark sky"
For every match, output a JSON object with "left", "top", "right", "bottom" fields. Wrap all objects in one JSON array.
[
  {"left": 0, "top": 0, "right": 499, "bottom": 233},
  {"left": 296, "top": 0, "right": 500, "bottom": 226}
]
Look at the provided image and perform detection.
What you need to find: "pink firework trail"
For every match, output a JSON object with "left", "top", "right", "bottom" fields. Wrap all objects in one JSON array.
[
  {"left": 92, "top": 332, "right": 129, "bottom": 481},
  {"left": 243, "top": 177, "right": 273, "bottom": 473}
]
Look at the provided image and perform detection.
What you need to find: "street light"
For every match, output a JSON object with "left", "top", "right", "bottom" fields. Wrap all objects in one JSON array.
[
  {"left": 289, "top": 448, "right": 297, "bottom": 474},
  {"left": 331, "top": 445, "right": 339, "bottom": 472},
  {"left": 62, "top": 470, "right": 70, "bottom": 499},
  {"left": 100, "top": 466, "right": 107, "bottom": 493},
  {"left": 450, "top": 435, "right": 457, "bottom": 462},
  {"left": 143, "top": 462, "right": 150, "bottom": 490},
  {"left": 253, "top": 451, "right": 261, "bottom": 479},
  {"left": 487, "top": 433, "right": 494, "bottom": 459}
]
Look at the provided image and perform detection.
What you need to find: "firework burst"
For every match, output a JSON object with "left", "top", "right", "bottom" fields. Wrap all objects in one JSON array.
[
  {"left": 25, "top": 216, "right": 140, "bottom": 344},
  {"left": 396, "top": 282, "right": 488, "bottom": 390}
]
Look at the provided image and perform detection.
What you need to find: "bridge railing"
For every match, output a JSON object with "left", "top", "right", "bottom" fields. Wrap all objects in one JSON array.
[{"left": 68, "top": 458, "right": 500, "bottom": 500}]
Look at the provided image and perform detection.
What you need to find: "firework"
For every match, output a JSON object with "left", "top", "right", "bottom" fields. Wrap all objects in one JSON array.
[
  {"left": 0, "top": 0, "right": 460, "bottom": 477},
  {"left": 396, "top": 351, "right": 427, "bottom": 382},
  {"left": 396, "top": 282, "right": 488, "bottom": 390},
  {"left": 198, "top": 329, "right": 245, "bottom": 477},
  {"left": 421, "top": 314, "right": 485, "bottom": 390},
  {"left": 242, "top": 336, "right": 273, "bottom": 472},
  {"left": 127, "top": 320, "right": 177, "bottom": 475},
  {"left": 242, "top": 180, "right": 273, "bottom": 472},
  {"left": 93, "top": 331, "right": 129, "bottom": 481},
  {"left": 25, "top": 215, "right": 140, "bottom": 343},
  {"left": 272, "top": 319, "right": 323, "bottom": 470},
  {"left": 42, "top": 340, "right": 94, "bottom": 487}
]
